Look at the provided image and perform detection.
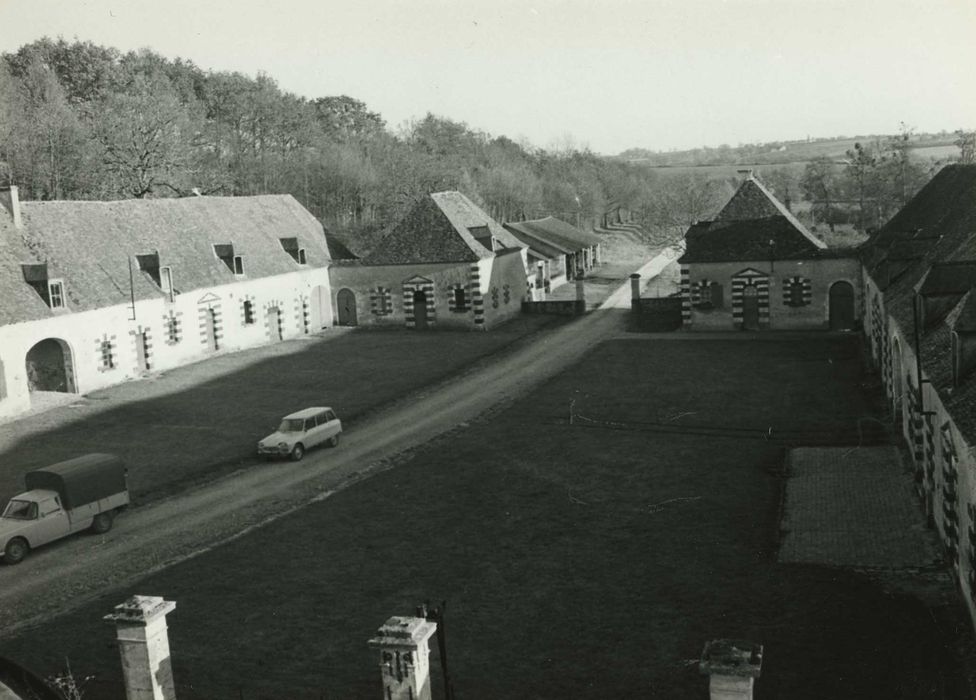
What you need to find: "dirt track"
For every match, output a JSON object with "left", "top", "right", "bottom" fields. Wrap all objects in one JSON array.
[{"left": 0, "top": 250, "right": 675, "bottom": 634}]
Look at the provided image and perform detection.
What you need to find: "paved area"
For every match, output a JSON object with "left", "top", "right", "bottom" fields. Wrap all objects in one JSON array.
[{"left": 779, "top": 446, "right": 941, "bottom": 568}]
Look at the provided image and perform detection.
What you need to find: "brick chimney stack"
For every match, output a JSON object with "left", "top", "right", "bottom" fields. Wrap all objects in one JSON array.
[
  {"left": 105, "top": 595, "right": 178, "bottom": 700},
  {"left": 368, "top": 616, "right": 437, "bottom": 700},
  {"left": 0, "top": 185, "right": 22, "bottom": 229}
]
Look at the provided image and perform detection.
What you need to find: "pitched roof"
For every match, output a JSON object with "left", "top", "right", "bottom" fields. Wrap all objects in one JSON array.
[
  {"left": 0, "top": 194, "right": 330, "bottom": 325},
  {"left": 716, "top": 176, "right": 825, "bottom": 250},
  {"left": 362, "top": 191, "right": 523, "bottom": 265},
  {"left": 865, "top": 166, "right": 976, "bottom": 443},
  {"left": 863, "top": 165, "right": 976, "bottom": 333},
  {"left": 678, "top": 216, "right": 832, "bottom": 264},
  {"left": 503, "top": 216, "right": 601, "bottom": 255}
]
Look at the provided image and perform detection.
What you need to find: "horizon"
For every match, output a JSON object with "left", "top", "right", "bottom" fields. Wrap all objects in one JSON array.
[{"left": 0, "top": 0, "right": 974, "bottom": 155}]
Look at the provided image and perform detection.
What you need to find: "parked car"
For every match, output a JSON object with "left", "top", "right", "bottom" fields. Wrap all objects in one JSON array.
[
  {"left": 0, "top": 453, "right": 130, "bottom": 565},
  {"left": 257, "top": 407, "right": 342, "bottom": 461}
]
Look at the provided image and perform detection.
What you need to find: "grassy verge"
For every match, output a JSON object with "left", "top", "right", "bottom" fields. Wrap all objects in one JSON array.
[
  {"left": 0, "top": 314, "right": 565, "bottom": 503},
  {"left": 1, "top": 336, "right": 959, "bottom": 699}
]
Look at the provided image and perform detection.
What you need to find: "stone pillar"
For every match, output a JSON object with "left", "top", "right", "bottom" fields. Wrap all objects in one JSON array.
[
  {"left": 699, "top": 639, "right": 763, "bottom": 700},
  {"left": 630, "top": 273, "right": 642, "bottom": 307},
  {"left": 104, "top": 595, "right": 177, "bottom": 700},
  {"left": 575, "top": 276, "right": 586, "bottom": 314},
  {"left": 368, "top": 616, "right": 437, "bottom": 700}
]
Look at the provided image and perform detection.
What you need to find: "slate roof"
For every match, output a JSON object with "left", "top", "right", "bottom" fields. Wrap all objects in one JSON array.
[
  {"left": 678, "top": 216, "right": 833, "bottom": 264},
  {"left": 363, "top": 191, "right": 524, "bottom": 265},
  {"left": 0, "top": 194, "right": 330, "bottom": 325},
  {"left": 503, "top": 216, "right": 601, "bottom": 255},
  {"left": 715, "top": 176, "right": 825, "bottom": 250},
  {"left": 864, "top": 165, "right": 976, "bottom": 442},
  {"left": 679, "top": 175, "right": 829, "bottom": 264},
  {"left": 863, "top": 165, "right": 976, "bottom": 333}
]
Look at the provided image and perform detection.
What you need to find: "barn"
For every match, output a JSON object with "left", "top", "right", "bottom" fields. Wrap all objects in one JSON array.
[
  {"left": 678, "top": 174, "right": 861, "bottom": 331},
  {"left": 0, "top": 187, "right": 333, "bottom": 420},
  {"left": 328, "top": 191, "right": 529, "bottom": 330}
]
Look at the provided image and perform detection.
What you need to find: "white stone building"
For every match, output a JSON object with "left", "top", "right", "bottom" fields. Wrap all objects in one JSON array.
[{"left": 0, "top": 187, "right": 333, "bottom": 420}]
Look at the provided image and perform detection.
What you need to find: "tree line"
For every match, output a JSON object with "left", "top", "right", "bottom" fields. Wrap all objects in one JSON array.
[
  {"left": 2, "top": 39, "right": 966, "bottom": 250},
  {"left": 0, "top": 38, "right": 731, "bottom": 252}
]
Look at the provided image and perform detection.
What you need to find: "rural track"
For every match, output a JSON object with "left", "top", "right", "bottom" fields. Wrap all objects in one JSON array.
[{"left": 0, "top": 249, "right": 677, "bottom": 635}]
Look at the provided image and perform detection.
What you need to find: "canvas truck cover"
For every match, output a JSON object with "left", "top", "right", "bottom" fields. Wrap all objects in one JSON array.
[{"left": 24, "top": 453, "right": 127, "bottom": 511}]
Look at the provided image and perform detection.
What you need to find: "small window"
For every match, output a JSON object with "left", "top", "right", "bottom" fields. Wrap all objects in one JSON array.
[
  {"left": 453, "top": 287, "right": 467, "bottom": 312},
  {"left": 325, "top": 410, "right": 337, "bottom": 422},
  {"left": 48, "top": 280, "right": 65, "bottom": 309},
  {"left": 100, "top": 339, "right": 115, "bottom": 370},
  {"left": 39, "top": 499, "right": 61, "bottom": 517},
  {"left": 233, "top": 256, "right": 244, "bottom": 276},
  {"left": 315, "top": 412, "right": 329, "bottom": 426},
  {"left": 243, "top": 300, "right": 255, "bottom": 325},
  {"left": 298, "top": 249, "right": 307, "bottom": 265},
  {"left": 304, "top": 418, "right": 315, "bottom": 431},
  {"left": 696, "top": 281, "right": 722, "bottom": 310},
  {"left": 787, "top": 280, "right": 805, "bottom": 307},
  {"left": 166, "top": 314, "right": 181, "bottom": 344}
]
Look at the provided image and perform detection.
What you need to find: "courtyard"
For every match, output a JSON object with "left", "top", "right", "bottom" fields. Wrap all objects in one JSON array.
[{"left": 1, "top": 335, "right": 967, "bottom": 698}]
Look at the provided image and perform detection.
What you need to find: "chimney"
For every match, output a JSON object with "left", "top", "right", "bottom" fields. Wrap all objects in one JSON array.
[
  {"left": 0, "top": 185, "right": 22, "bottom": 228},
  {"left": 699, "top": 639, "right": 763, "bottom": 700},
  {"left": 368, "top": 616, "right": 437, "bottom": 700},
  {"left": 105, "top": 595, "right": 178, "bottom": 700},
  {"left": 630, "top": 273, "right": 642, "bottom": 307}
]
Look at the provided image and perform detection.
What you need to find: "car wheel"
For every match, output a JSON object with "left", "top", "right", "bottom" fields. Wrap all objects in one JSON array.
[
  {"left": 291, "top": 443, "right": 305, "bottom": 461},
  {"left": 329, "top": 434, "right": 340, "bottom": 448},
  {"left": 4, "top": 537, "right": 28, "bottom": 565},
  {"left": 90, "top": 512, "right": 115, "bottom": 534}
]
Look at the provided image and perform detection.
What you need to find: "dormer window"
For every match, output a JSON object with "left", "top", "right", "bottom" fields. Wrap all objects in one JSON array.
[
  {"left": 468, "top": 225, "right": 497, "bottom": 252},
  {"left": 279, "top": 238, "right": 307, "bottom": 265},
  {"left": 137, "top": 253, "right": 176, "bottom": 301},
  {"left": 211, "top": 244, "right": 239, "bottom": 275},
  {"left": 136, "top": 253, "right": 162, "bottom": 286},
  {"left": 22, "top": 263, "right": 66, "bottom": 309},
  {"left": 48, "top": 280, "right": 65, "bottom": 308}
]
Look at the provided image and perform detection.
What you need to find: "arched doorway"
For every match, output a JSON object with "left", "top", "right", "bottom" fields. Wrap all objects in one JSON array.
[
  {"left": 337, "top": 288, "right": 357, "bottom": 326},
  {"left": 309, "top": 285, "right": 329, "bottom": 330},
  {"left": 25, "top": 338, "right": 76, "bottom": 394},
  {"left": 413, "top": 290, "right": 429, "bottom": 329},
  {"left": 742, "top": 285, "right": 760, "bottom": 330},
  {"left": 829, "top": 281, "right": 855, "bottom": 331}
]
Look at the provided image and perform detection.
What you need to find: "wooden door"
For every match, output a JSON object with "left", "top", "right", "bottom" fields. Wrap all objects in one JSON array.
[
  {"left": 742, "top": 285, "right": 760, "bottom": 330},
  {"left": 413, "top": 290, "right": 428, "bottom": 329},
  {"left": 337, "top": 288, "right": 357, "bottom": 326},
  {"left": 829, "top": 281, "right": 855, "bottom": 331}
]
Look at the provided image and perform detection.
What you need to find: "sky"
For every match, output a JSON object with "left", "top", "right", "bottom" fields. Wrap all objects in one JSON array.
[{"left": 0, "top": 0, "right": 973, "bottom": 154}]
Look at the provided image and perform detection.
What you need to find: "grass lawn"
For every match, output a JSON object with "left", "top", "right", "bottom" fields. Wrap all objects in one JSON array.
[
  {"left": 1, "top": 336, "right": 959, "bottom": 699},
  {"left": 0, "top": 315, "right": 563, "bottom": 503}
]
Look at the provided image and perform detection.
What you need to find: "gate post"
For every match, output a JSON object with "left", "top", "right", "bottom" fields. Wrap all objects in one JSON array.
[
  {"left": 104, "top": 595, "right": 178, "bottom": 700},
  {"left": 368, "top": 616, "right": 437, "bottom": 700}
]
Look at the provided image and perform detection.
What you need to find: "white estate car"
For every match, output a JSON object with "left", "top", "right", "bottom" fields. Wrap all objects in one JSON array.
[{"left": 257, "top": 407, "right": 342, "bottom": 461}]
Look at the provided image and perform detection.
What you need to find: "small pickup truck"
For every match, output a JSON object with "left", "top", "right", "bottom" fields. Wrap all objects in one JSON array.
[{"left": 0, "top": 453, "right": 130, "bottom": 565}]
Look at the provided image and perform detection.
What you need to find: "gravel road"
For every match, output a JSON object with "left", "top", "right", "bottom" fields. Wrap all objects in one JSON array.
[{"left": 0, "top": 250, "right": 676, "bottom": 634}]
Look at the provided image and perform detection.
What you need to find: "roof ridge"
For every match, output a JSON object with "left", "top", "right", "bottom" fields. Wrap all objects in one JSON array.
[{"left": 747, "top": 176, "right": 826, "bottom": 249}]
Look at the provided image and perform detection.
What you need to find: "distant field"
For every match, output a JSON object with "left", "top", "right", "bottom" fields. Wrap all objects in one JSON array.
[{"left": 622, "top": 137, "right": 961, "bottom": 174}]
